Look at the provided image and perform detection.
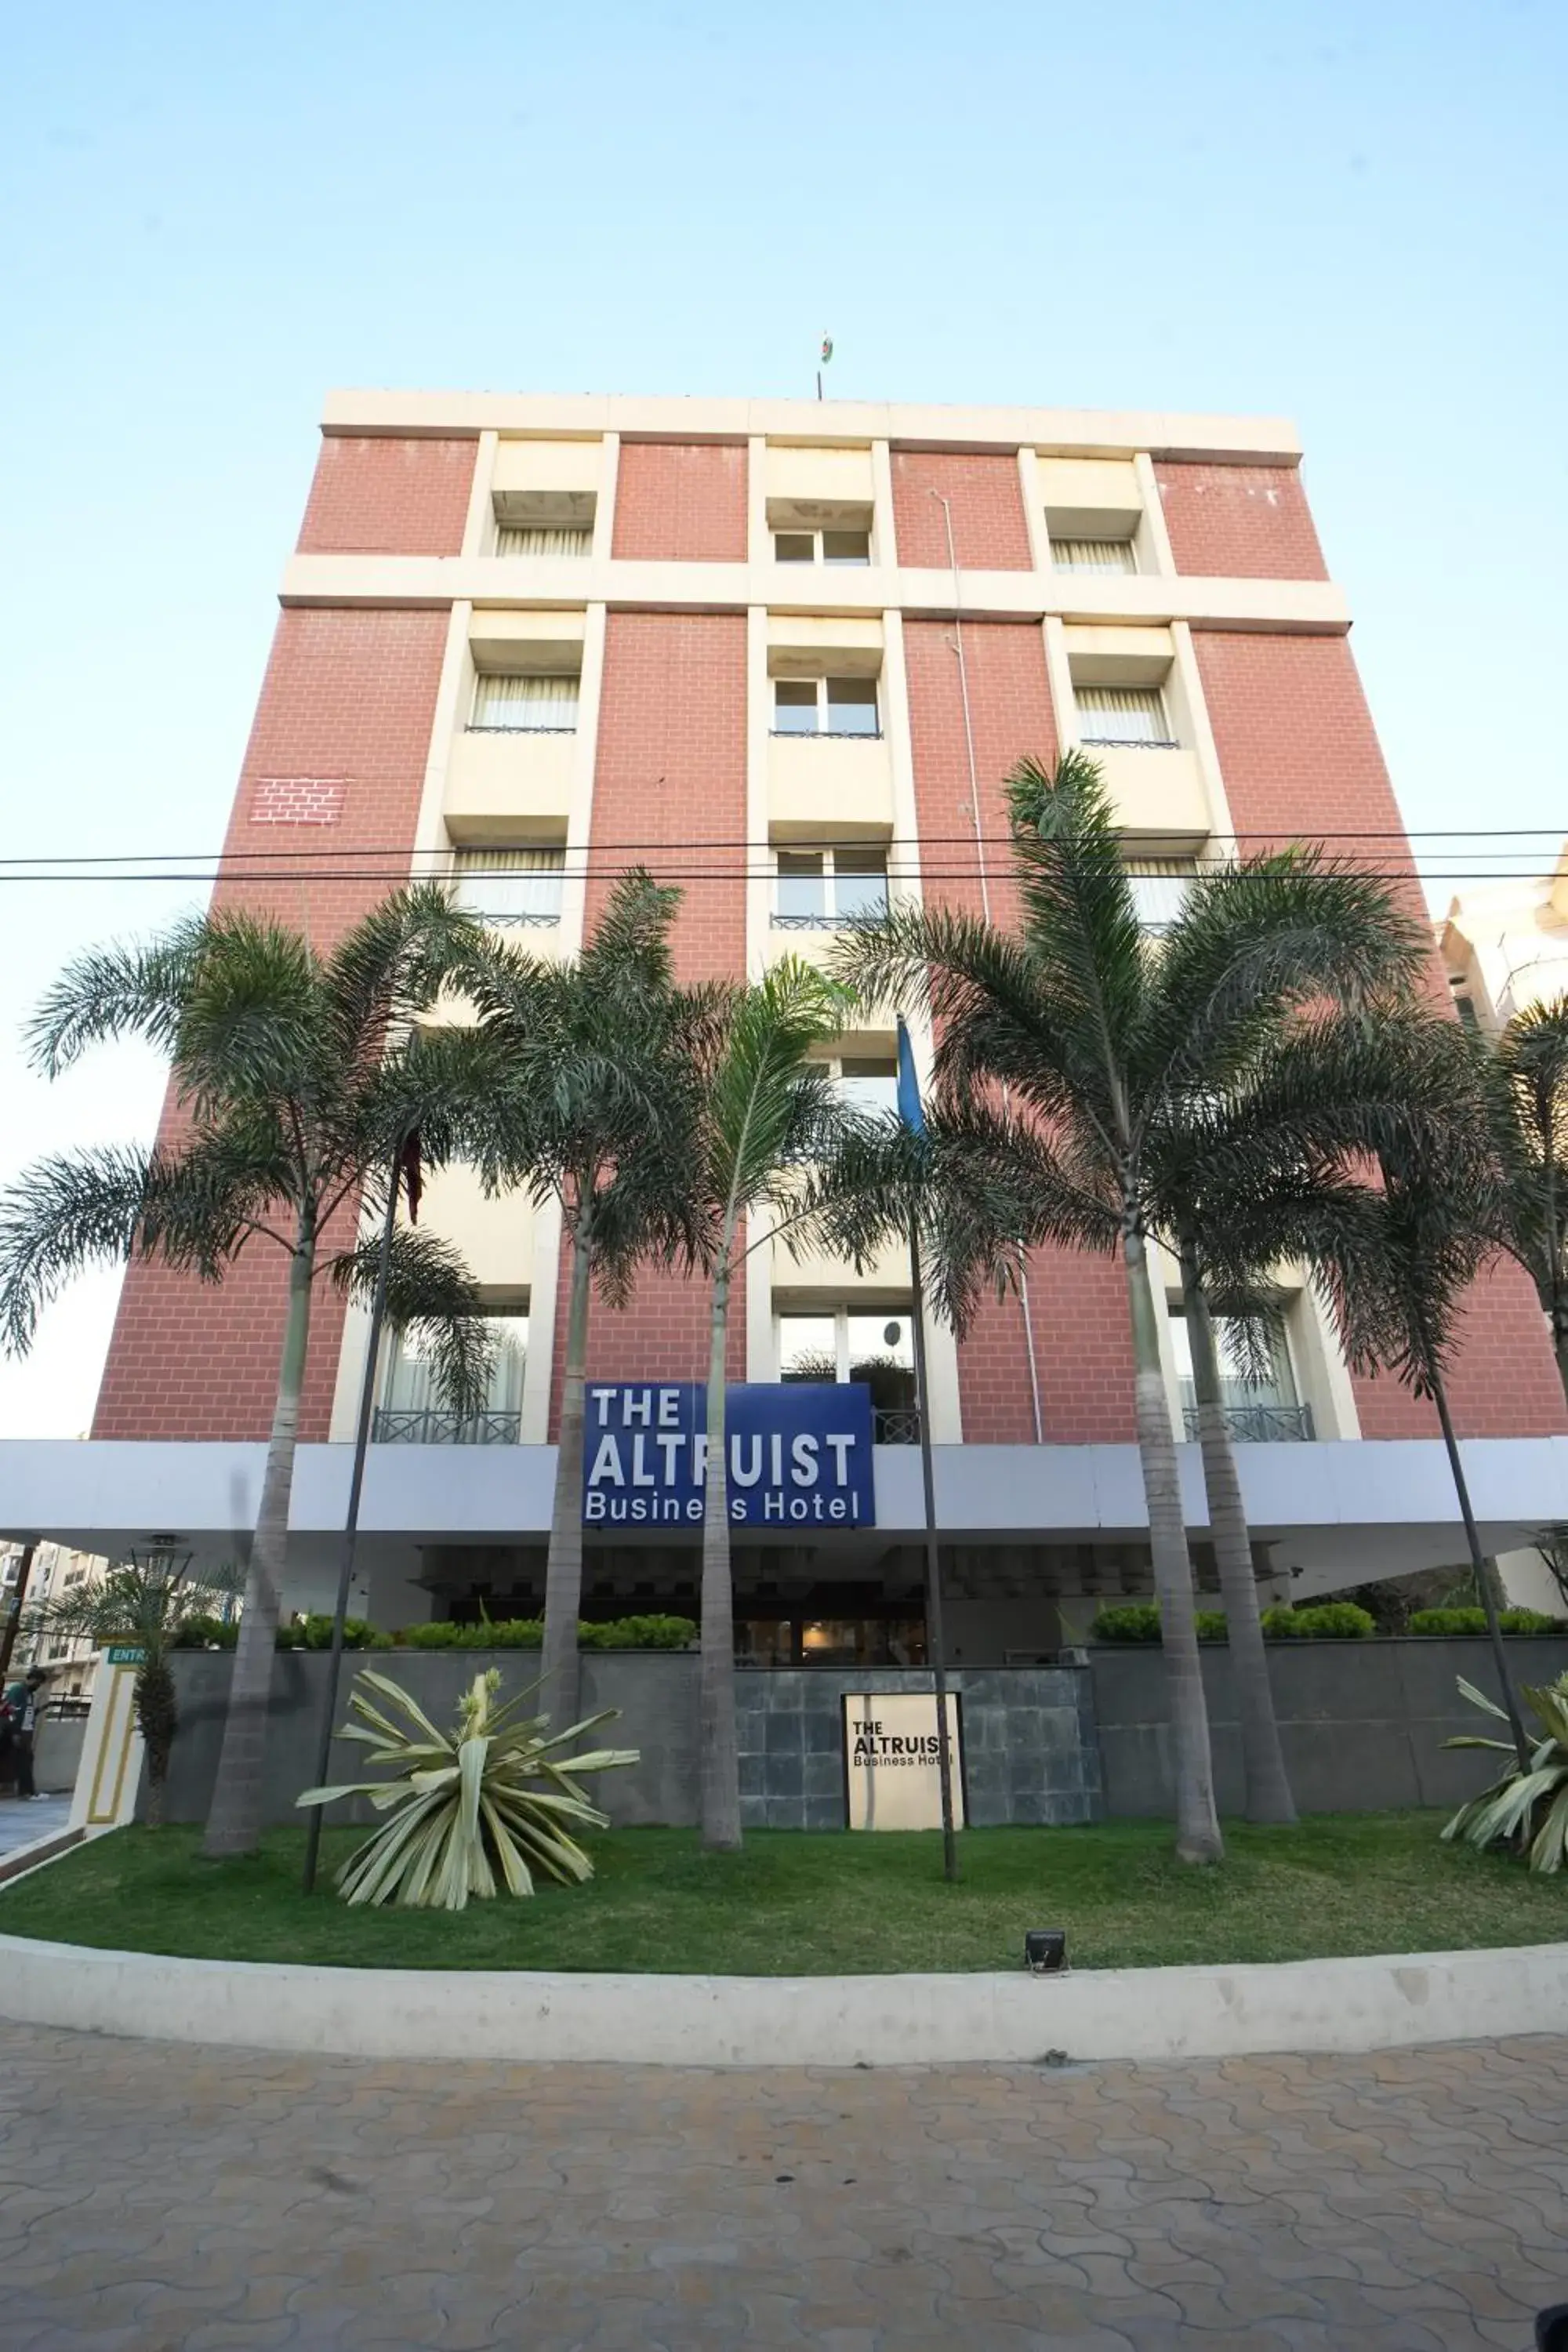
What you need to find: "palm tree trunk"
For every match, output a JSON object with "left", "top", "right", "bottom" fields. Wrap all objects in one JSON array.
[
  {"left": 1430, "top": 1370, "right": 1532, "bottom": 1770},
  {"left": 1123, "top": 1225, "right": 1223, "bottom": 1863},
  {"left": 699, "top": 1250, "right": 742, "bottom": 1851},
  {"left": 541, "top": 1217, "right": 593, "bottom": 1733},
  {"left": 1178, "top": 1243, "right": 1297, "bottom": 1827},
  {"left": 1552, "top": 1313, "right": 1568, "bottom": 1419},
  {"left": 134, "top": 1657, "right": 176, "bottom": 1829},
  {"left": 202, "top": 1233, "right": 315, "bottom": 1858}
]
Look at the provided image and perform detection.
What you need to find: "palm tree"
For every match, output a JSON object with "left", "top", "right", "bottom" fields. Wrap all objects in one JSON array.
[
  {"left": 21, "top": 1552, "right": 243, "bottom": 1824},
  {"left": 0, "top": 888, "right": 497, "bottom": 1859},
  {"left": 1146, "top": 1007, "right": 1486, "bottom": 1823},
  {"left": 1477, "top": 996, "right": 1568, "bottom": 1414},
  {"left": 687, "top": 958, "right": 851, "bottom": 1850},
  {"left": 833, "top": 752, "right": 1429, "bottom": 1860},
  {"left": 456, "top": 872, "right": 717, "bottom": 1733},
  {"left": 1301, "top": 1042, "right": 1536, "bottom": 1769}
]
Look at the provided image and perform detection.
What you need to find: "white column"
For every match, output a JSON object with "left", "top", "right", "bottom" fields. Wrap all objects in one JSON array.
[
  {"left": 746, "top": 603, "right": 775, "bottom": 1382},
  {"left": 1170, "top": 618, "right": 1237, "bottom": 853},
  {"left": 1016, "top": 446, "right": 1050, "bottom": 571},
  {"left": 1043, "top": 614, "right": 1077, "bottom": 748},
  {"left": 747, "top": 434, "right": 769, "bottom": 566},
  {"left": 1133, "top": 451, "right": 1176, "bottom": 576},
  {"left": 593, "top": 434, "right": 620, "bottom": 563},
  {"left": 870, "top": 437, "right": 898, "bottom": 566},
  {"left": 462, "top": 431, "right": 498, "bottom": 557}
]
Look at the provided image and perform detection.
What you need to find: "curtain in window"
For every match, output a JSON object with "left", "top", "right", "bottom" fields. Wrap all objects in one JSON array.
[
  {"left": 470, "top": 673, "right": 581, "bottom": 731},
  {"left": 382, "top": 1316, "right": 528, "bottom": 1417},
  {"left": 453, "top": 847, "right": 565, "bottom": 924},
  {"left": 1052, "top": 538, "right": 1137, "bottom": 573},
  {"left": 494, "top": 526, "right": 592, "bottom": 557},
  {"left": 1076, "top": 686, "right": 1169, "bottom": 743},
  {"left": 1125, "top": 858, "right": 1197, "bottom": 931}
]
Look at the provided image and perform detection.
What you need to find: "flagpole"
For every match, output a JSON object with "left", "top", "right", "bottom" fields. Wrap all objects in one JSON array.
[
  {"left": 907, "top": 1212, "right": 960, "bottom": 1883},
  {"left": 301, "top": 1147, "right": 402, "bottom": 1896},
  {"left": 894, "top": 1015, "right": 958, "bottom": 1883}
]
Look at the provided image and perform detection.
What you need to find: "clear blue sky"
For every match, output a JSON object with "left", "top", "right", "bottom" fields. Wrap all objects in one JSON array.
[{"left": 2, "top": 0, "right": 1565, "bottom": 1436}]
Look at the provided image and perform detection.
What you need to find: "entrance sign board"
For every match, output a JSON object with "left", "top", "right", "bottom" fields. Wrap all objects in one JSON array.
[
  {"left": 843, "top": 1692, "right": 966, "bottom": 1831},
  {"left": 583, "top": 1382, "right": 876, "bottom": 1530}
]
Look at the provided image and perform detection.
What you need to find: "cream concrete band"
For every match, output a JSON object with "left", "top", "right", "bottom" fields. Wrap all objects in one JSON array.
[
  {"left": 279, "top": 553, "right": 1349, "bottom": 637},
  {"left": 319, "top": 390, "right": 1305, "bottom": 466},
  {"left": 0, "top": 1932, "right": 1561, "bottom": 2067}
]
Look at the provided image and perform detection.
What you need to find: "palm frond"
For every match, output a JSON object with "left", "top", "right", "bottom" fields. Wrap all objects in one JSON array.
[
  {"left": 25, "top": 915, "right": 209, "bottom": 1076},
  {"left": 331, "top": 1226, "right": 494, "bottom": 1417}
]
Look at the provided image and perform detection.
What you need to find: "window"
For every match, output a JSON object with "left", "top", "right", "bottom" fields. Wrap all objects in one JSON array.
[
  {"left": 773, "top": 526, "right": 873, "bottom": 564},
  {"left": 470, "top": 674, "right": 580, "bottom": 732},
  {"left": 1076, "top": 685, "right": 1174, "bottom": 746},
  {"left": 1051, "top": 535, "right": 1138, "bottom": 574},
  {"left": 494, "top": 524, "right": 593, "bottom": 557},
  {"left": 779, "top": 1308, "right": 918, "bottom": 1439},
  {"left": 452, "top": 848, "right": 565, "bottom": 927},
  {"left": 1125, "top": 857, "right": 1197, "bottom": 933},
  {"left": 376, "top": 1312, "right": 528, "bottom": 1443},
  {"left": 771, "top": 676, "right": 880, "bottom": 737},
  {"left": 774, "top": 846, "right": 888, "bottom": 927},
  {"left": 1167, "top": 1304, "right": 1313, "bottom": 1442},
  {"left": 833, "top": 1054, "right": 898, "bottom": 1117}
]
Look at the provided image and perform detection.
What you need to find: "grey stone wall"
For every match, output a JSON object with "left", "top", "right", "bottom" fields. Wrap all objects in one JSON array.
[
  {"left": 1090, "top": 1637, "right": 1568, "bottom": 1817},
  {"left": 734, "top": 1667, "right": 1101, "bottom": 1831}
]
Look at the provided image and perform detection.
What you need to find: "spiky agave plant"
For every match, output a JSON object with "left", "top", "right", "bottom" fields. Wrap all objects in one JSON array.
[
  {"left": 1442, "top": 1672, "right": 1568, "bottom": 1873},
  {"left": 297, "top": 1668, "right": 638, "bottom": 1909}
]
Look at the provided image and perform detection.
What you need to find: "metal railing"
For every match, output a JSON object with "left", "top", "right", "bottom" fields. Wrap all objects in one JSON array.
[
  {"left": 771, "top": 911, "right": 887, "bottom": 930},
  {"left": 873, "top": 1406, "right": 920, "bottom": 1445},
  {"left": 1080, "top": 734, "right": 1181, "bottom": 751},
  {"left": 1183, "top": 1402, "right": 1316, "bottom": 1443},
  {"left": 768, "top": 728, "right": 884, "bottom": 741},
  {"left": 371, "top": 1409, "right": 522, "bottom": 1446}
]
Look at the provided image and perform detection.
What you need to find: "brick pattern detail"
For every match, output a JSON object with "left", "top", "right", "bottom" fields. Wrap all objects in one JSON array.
[
  {"left": 296, "top": 435, "right": 474, "bottom": 557},
  {"left": 249, "top": 777, "right": 345, "bottom": 826},
  {"left": 92, "top": 608, "right": 450, "bottom": 1443},
  {"left": 891, "top": 452, "right": 1034, "bottom": 572},
  {"left": 1155, "top": 463, "right": 1328, "bottom": 580},
  {"left": 1197, "top": 628, "right": 1566, "bottom": 1440},
  {"left": 611, "top": 442, "right": 747, "bottom": 562},
  {"left": 550, "top": 612, "right": 750, "bottom": 1432},
  {"left": 902, "top": 620, "right": 1138, "bottom": 1442}
]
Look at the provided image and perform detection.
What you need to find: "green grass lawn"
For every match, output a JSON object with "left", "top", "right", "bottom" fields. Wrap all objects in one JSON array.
[{"left": 2, "top": 1813, "right": 1566, "bottom": 1974}]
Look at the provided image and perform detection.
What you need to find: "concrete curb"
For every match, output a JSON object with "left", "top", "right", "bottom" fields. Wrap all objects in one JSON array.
[{"left": 1, "top": 1933, "right": 1564, "bottom": 2065}]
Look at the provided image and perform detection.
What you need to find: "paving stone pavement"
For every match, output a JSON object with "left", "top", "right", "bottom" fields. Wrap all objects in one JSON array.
[{"left": 0, "top": 2020, "right": 1565, "bottom": 2350}]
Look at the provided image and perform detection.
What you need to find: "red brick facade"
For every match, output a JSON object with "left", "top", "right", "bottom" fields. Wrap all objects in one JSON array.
[
  {"left": 297, "top": 435, "right": 474, "bottom": 557},
  {"left": 902, "top": 619, "right": 1140, "bottom": 1442},
  {"left": 92, "top": 607, "right": 452, "bottom": 1442},
  {"left": 1199, "top": 628, "right": 1566, "bottom": 1440},
  {"left": 550, "top": 612, "right": 750, "bottom": 1432},
  {"left": 891, "top": 452, "right": 1034, "bottom": 572},
  {"left": 611, "top": 442, "right": 747, "bottom": 562},
  {"left": 1155, "top": 463, "right": 1327, "bottom": 580}
]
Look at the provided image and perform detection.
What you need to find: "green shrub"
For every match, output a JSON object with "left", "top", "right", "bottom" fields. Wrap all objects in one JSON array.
[
  {"left": 1260, "top": 1602, "right": 1376, "bottom": 1640},
  {"left": 1195, "top": 1610, "right": 1229, "bottom": 1643},
  {"left": 392, "top": 1613, "right": 696, "bottom": 1652},
  {"left": 277, "top": 1615, "right": 390, "bottom": 1653},
  {"left": 1090, "top": 1604, "right": 1161, "bottom": 1643},
  {"left": 172, "top": 1613, "right": 238, "bottom": 1650},
  {"left": 1410, "top": 1606, "right": 1565, "bottom": 1637}
]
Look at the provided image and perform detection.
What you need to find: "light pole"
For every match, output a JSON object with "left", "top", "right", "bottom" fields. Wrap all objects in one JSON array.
[{"left": 301, "top": 1152, "right": 405, "bottom": 1896}]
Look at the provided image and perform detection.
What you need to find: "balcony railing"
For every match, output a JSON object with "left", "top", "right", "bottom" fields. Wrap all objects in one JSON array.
[
  {"left": 873, "top": 1406, "right": 920, "bottom": 1445},
  {"left": 1080, "top": 733, "right": 1181, "bottom": 751},
  {"left": 771, "top": 910, "right": 887, "bottom": 930},
  {"left": 1182, "top": 1402, "right": 1316, "bottom": 1443},
  {"left": 372, "top": 1409, "right": 521, "bottom": 1446}
]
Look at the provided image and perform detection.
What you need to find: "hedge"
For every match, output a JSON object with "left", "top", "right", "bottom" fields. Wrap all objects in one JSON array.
[
  {"left": 393, "top": 1613, "right": 697, "bottom": 1653},
  {"left": 1407, "top": 1606, "right": 1566, "bottom": 1638},
  {"left": 1091, "top": 1600, "right": 1377, "bottom": 1643}
]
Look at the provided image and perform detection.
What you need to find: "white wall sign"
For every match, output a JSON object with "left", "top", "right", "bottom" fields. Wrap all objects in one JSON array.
[{"left": 843, "top": 1693, "right": 965, "bottom": 1831}]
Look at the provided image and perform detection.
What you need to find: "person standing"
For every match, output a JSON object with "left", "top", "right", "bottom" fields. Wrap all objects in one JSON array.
[{"left": 1, "top": 1668, "right": 48, "bottom": 1799}]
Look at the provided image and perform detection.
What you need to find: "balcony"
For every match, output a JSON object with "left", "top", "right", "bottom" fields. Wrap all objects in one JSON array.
[
  {"left": 1182, "top": 1403, "right": 1316, "bottom": 1443},
  {"left": 443, "top": 728, "right": 574, "bottom": 844},
  {"left": 372, "top": 1410, "right": 522, "bottom": 1446},
  {"left": 768, "top": 731, "right": 894, "bottom": 837},
  {"left": 874, "top": 1406, "right": 920, "bottom": 1445},
  {"left": 1081, "top": 741, "right": 1209, "bottom": 842}
]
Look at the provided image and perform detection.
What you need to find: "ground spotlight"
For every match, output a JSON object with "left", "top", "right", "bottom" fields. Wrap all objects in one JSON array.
[{"left": 1024, "top": 1929, "right": 1067, "bottom": 1974}]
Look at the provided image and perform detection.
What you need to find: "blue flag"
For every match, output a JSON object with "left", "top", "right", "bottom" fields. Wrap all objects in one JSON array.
[{"left": 895, "top": 1017, "right": 927, "bottom": 1138}]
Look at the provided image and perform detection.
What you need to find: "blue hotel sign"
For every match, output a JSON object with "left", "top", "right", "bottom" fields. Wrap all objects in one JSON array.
[{"left": 583, "top": 1382, "right": 876, "bottom": 1529}]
